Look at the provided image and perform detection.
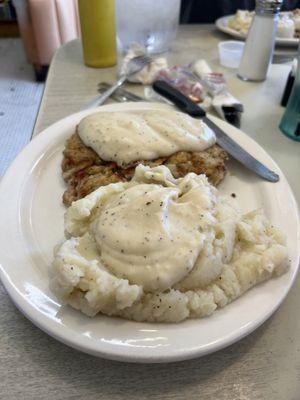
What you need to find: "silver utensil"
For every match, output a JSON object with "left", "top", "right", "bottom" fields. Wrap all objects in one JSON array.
[
  {"left": 153, "top": 80, "right": 279, "bottom": 183},
  {"left": 83, "top": 55, "right": 152, "bottom": 110},
  {"left": 97, "top": 82, "right": 146, "bottom": 102}
]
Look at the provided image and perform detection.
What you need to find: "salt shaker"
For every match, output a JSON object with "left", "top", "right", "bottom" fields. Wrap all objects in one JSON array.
[{"left": 237, "top": 0, "right": 283, "bottom": 81}]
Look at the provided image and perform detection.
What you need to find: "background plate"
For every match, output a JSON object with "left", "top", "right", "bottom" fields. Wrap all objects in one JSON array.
[
  {"left": 0, "top": 102, "right": 299, "bottom": 363},
  {"left": 216, "top": 15, "right": 299, "bottom": 47}
]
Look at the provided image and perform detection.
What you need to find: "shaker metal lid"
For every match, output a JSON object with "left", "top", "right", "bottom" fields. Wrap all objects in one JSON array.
[{"left": 255, "top": 0, "right": 283, "bottom": 14}]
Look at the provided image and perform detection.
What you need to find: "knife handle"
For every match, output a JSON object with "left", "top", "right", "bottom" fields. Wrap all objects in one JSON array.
[{"left": 153, "top": 80, "right": 206, "bottom": 118}]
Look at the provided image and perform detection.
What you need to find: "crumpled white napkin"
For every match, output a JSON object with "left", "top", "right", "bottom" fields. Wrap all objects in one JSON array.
[{"left": 120, "top": 43, "right": 168, "bottom": 85}]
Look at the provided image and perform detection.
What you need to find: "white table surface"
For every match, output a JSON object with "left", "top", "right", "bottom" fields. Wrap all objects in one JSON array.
[{"left": 1, "top": 25, "right": 300, "bottom": 399}]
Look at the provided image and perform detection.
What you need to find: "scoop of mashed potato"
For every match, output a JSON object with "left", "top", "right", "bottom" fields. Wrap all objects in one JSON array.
[
  {"left": 51, "top": 165, "right": 289, "bottom": 322},
  {"left": 228, "top": 10, "right": 254, "bottom": 36}
]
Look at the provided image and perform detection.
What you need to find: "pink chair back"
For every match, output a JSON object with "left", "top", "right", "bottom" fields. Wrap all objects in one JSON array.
[{"left": 13, "top": 0, "right": 80, "bottom": 66}]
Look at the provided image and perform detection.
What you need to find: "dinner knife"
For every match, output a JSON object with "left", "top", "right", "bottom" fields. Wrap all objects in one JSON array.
[{"left": 152, "top": 80, "right": 279, "bottom": 183}]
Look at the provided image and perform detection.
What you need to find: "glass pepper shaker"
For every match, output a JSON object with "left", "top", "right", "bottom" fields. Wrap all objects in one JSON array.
[
  {"left": 279, "top": 43, "right": 300, "bottom": 141},
  {"left": 237, "top": 0, "right": 283, "bottom": 81},
  {"left": 281, "top": 59, "right": 298, "bottom": 106}
]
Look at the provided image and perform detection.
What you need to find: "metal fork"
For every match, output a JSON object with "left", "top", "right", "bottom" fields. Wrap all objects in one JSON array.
[
  {"left": 83, "top": 55, "right": 152, "bottom": 110},
  {"left": 97, "top": 82, "right": 146, "bottom": 102}
]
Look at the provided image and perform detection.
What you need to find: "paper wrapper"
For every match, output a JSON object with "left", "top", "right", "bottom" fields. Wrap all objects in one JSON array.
[
  {"left": 145, "top": 66, "right": 212, "bottom": 110},
  {"left": 193, "top": 60, "right": 244, "bottom": 127}
]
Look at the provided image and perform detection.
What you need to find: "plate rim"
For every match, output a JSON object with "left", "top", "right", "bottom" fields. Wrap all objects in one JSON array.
[{"left": 0, "top": 102, "right": 299, "bottom": 363}]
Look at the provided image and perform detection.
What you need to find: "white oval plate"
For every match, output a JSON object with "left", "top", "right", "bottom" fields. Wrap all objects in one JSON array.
[
  {"left": 216, "top": 15, "right": 299, "bottom": 47},
  {"left": 0, "top": 102, "right": 299, "bottom": 363}
]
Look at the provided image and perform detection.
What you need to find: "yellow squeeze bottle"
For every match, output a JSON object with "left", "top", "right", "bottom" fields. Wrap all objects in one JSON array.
[{"left": 78, "top": 0, "right": 117, "bottom": 68}]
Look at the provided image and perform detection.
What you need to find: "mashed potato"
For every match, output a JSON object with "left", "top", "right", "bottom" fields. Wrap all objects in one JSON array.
[
  {"left": 228, "top": 10, "right": 254, "bottom": 36},
  {"left": 51, "top": 165, "right": 288, "bottom": 322}
]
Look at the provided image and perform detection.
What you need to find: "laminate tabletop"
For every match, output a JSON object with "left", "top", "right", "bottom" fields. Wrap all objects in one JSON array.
[{"left": 1, "top": 25, "right": 299, "bottom": 400}]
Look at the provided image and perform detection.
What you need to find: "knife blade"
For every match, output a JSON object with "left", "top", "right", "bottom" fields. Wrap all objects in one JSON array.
[{"left": 152, "top": 80, "right": 279, "bottom": 183}]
